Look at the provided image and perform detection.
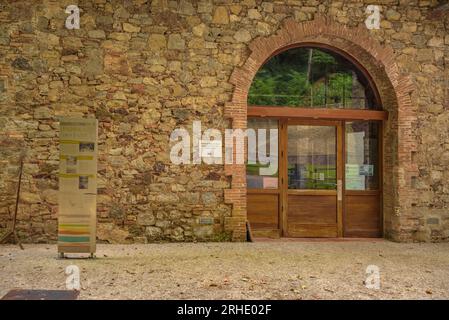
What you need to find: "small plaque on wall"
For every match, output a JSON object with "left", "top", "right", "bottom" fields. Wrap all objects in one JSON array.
[{"left": 198, "top": 217, "right": 214, "bottom": 225}]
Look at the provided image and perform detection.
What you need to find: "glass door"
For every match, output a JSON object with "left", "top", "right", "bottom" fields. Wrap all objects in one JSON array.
[
  {"left": 344, "top": 121, "right": 382, "bottom": 237},
  {"left": 246, "top": 118, "right": 281, "bottom": 238},
  {"left": 283, "top": 120, "right": 343, "bottom": 237}
]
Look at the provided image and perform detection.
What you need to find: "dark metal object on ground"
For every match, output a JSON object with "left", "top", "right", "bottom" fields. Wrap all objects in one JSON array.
[
  {"left": 246, "top": 220, "right": 253, "bottom": 242},
  {"left": 1, "top": 289, "right": 79, "bottom": 300}
]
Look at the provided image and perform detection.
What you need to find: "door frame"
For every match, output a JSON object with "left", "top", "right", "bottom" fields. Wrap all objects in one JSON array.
[
  {"left": 280, "top": 119, "right": 344, "bottom": 237},
  {"left": 247, "top": 111, "right": 385, "bottom": 238}
]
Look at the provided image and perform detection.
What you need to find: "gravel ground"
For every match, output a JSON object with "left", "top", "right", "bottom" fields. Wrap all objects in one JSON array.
[{"left": 1, "top": 241, "right": 449, "bottom": 300}]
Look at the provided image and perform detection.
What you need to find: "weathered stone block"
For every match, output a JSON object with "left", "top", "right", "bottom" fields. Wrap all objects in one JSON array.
[
  {"left": 148, "top": 34, "right": 166, "bottom": 50},
  {"left": 123, "top": 23, "right": 141, "bottom": 33},
  {"left": 167, "top": 34, "right": 185, "bottom": 50},
  {"left": 34, "top": 107, "right": 52, "bottom": 120},
  {"left": 21, "top": 192, "right": 41, "bottom": 204},
  {"left": 199, "top": 76, "right": 217, "bottom": 88},
  {"left": 88, "top": 30, "right": 106, "bottom": 39},
  {"left": 11, "top": 57, "right": 32, "bottom": 71},
  {"left": 234, "top": 30, "right": 251, "bottom": 43},
  {"left": 137, "top": 212, "right": 156, "bottom": 226},
  {"left": 145, "top": 226, "right": 162, "bottom": 240},
  {"left": 212, "top": 6, "right": 229, "bottom": 24}
]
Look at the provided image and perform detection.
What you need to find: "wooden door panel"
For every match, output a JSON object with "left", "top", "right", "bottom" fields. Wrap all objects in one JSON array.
[
  {"left": 287, "top": 195, "right": 337, "bottom": 224},
  {"left": 247, "top": 193, "right": 279, "bottom": 230},
  {"left": 287, "top": 194, "right": 338, "bottom": 237},
  {"left": 344, "top": 194, "right": 381, "bottom": 237}
]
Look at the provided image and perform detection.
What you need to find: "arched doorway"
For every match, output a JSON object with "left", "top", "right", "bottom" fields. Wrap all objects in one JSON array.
[
  {"left": 223, "top": 18, "right": 416, "bottom": 242},
  {"left": 246, "top": 46, "right": 385, "bottom": 238}
]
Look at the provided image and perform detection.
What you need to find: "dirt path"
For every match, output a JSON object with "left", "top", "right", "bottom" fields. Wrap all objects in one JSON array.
[{"left": 1, "top": 241, "right": 449, "bottom": 299}]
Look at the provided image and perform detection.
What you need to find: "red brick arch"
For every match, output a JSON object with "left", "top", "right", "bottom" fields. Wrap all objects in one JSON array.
[{"left": 224, "top": 17, "right": 417, "bottom": 242}]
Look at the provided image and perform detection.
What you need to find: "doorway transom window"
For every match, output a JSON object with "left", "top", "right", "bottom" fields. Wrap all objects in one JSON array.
[{"left": 248, "top": 47, "right": 380, "bottom": 110}]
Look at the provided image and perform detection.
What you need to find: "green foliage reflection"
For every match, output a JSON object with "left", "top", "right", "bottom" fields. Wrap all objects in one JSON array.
[{"left": 248, "top": 48, "right": 372, "bottom": 109}]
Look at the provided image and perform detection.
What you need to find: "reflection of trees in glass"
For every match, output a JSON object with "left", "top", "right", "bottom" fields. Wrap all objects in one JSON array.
[
  {"left": 311, "top": 73, "right": 354, "bottom": 107},
  {"left": 287, "top": 164, "right": 336, "bottom": 190},
  {"left": 246, "top": 163, "right": 278, "bottom": 177},
  {"left": 248, "top": 47, "right": 367, "bottom": 109}
]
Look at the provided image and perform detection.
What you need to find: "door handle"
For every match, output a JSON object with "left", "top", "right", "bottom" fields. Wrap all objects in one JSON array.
[{"left": 337, "top": 179, "right": 343, "bottom": 201}]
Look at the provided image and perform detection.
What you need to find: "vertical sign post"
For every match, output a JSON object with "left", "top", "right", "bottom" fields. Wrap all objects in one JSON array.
[{"left": 58, "top": 117, "right": 98, "bottom": 258}]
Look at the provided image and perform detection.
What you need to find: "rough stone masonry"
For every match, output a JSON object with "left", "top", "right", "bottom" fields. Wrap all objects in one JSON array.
[{"left": 0, "top": 0, "right": 448, "bottom": 243}]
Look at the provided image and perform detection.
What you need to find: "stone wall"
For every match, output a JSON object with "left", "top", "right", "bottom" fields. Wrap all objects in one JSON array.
[{"left": 0, "top": 0, "right": 448, "bottom": 243}]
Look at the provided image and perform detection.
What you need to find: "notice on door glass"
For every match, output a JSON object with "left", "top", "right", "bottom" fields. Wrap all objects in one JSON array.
[{"left": 346, "top": 164, "right": 365, "bottom": 190}]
